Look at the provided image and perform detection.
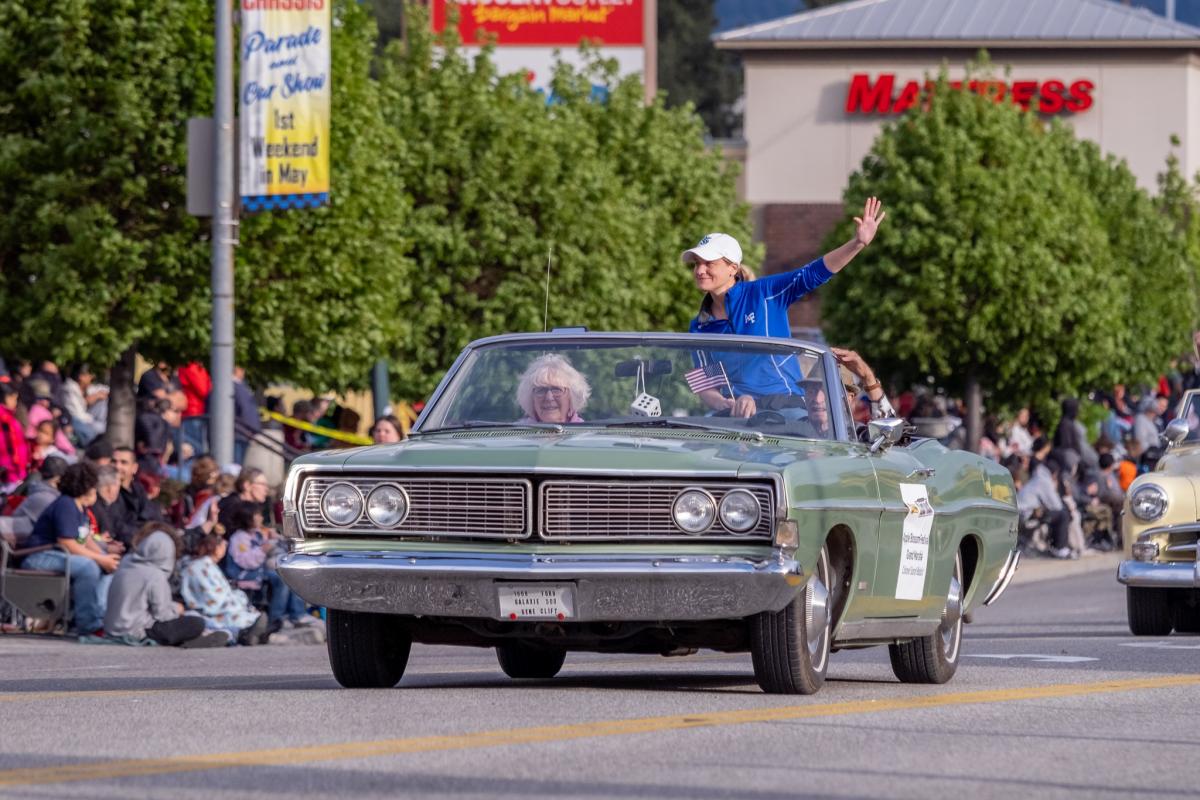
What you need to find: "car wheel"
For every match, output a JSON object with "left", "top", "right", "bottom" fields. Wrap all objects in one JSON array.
[
  {"left": 889, "top": 551, "right": 963, "bottom": 684},
  {"left": 1172, "top": 603, "right": 1200, "bottom": 634},
  {"left": 496, "top": 640, "right": 567, "bottom": 679},
  {"left": 751, "top": 544, "right": 832, "bottom": 695},
  {"left": 1127, "top": 587, "right": 1174, "bottom": 636},
  {"left": 326, "top": 609, "right": 411, "bottom": 688}
]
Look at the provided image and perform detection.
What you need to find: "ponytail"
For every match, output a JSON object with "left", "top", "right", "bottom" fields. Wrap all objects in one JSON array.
[{"left": 734, "top": 265, "right": 756, "bottom": 283}]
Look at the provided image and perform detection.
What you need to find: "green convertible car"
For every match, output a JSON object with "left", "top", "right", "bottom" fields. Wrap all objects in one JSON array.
[{"left": 278, "top": 332, "right": 1020, "bottom": 694}]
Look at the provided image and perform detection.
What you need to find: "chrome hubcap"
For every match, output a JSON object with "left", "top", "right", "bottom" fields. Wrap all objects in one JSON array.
[
  {"left": 805, "top": 559, "right": 831, "bottom": 670},
  {"left": 939, "top": 566, "right": 963, "bottom": 662}
]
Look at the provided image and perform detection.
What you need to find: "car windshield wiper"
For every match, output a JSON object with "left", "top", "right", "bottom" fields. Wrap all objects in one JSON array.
[
  {"left": 414, "top": 421, "right": 565, "bottom": 436},
  {"left": 605, "top": 418, "right": 764, "bottom": 441}
]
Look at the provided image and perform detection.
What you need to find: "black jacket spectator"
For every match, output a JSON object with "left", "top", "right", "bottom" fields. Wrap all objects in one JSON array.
[{"left": 108, "top": 480, "right": 163, "bottom": 547}]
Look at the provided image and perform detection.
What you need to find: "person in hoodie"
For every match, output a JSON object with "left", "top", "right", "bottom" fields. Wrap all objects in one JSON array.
[
  {"left": 103, "top": 525, "right": 229, "bottom": 647},
  {"left": 7, "top": 456, "right": 68, "bottom": 545}
]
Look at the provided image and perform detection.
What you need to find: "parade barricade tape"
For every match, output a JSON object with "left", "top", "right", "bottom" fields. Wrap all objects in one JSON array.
[{"left": 260, "top": 410, "right": 373, "bottom": 446}]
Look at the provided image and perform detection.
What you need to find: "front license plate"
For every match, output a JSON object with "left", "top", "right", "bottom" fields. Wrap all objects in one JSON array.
[{"left": 497, "top": 583, "right": 576, "bottom": 620}]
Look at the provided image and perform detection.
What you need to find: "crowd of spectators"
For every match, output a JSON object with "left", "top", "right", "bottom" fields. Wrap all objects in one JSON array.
[
  {"left": 0, "top": 356, "right": 330, "bottom": 642},
  {"left": 871, "top": 347, "right": 1200, "bottom": 560}
]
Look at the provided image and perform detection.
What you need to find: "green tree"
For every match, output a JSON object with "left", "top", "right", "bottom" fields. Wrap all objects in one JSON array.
[
  {"left": 658, "top": 0, "right": 743, "bottom": 137},
  {"left": 377, "top": 3, "right": 754, "bottom": 399},
  {"left": 0, "top": 0, "right": 215, "bottom": 442},
  {"left": 1155, "top": 138, "right": 1200, "bottom": 330},
  {"left": 821, "top": 64, "right": 1192, "bottom": 450},
  {"left": 234, "top": 0, "right": 410, "bottom": 392},
  {"left": 0, "top": 0, "right": 408, "bottom": 443}
]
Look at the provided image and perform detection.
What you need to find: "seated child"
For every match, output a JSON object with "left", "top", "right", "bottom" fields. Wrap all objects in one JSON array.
[
  {"left": 180, "top": 532, "right": 268, "bottom": 645},
  {"left": 104, "top": 525, "right": 228, "bottom": 647},
  {"left": 223, "top": 500, "right": 314, "bottom": 628}
]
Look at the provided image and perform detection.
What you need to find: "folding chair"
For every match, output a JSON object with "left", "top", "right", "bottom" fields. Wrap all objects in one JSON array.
[{"left": 0, "top": 540, "right": 71, "bottom": 633}]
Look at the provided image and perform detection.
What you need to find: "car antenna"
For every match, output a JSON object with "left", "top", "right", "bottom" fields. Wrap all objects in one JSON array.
[{"left": 542, "top": 242, "right": 554, "bottom": 332}]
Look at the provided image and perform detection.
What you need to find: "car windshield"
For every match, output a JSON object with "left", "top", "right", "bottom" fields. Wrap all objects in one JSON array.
[
  {"left": 418, "top": 337, "right": 840, "bottom": 440},
  {"left": 1179, "top": 392, "right": 1200, "bottom": 443}
]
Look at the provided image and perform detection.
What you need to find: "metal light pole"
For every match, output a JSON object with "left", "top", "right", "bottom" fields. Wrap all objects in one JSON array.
[{"left": 210, "top": 0, "right": 236, "bottom": 466}]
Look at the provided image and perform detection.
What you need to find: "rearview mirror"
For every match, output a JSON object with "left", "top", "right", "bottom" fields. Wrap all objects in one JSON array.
[
  {"left": 867, "top": 418, "right": 906, "bottom": 453},
  {"left": 613, "top": 359, "right": 641, "bottom": 378},
  {"left": 1163, "top": 417, "right": 1190, "bottom": 448},
  {"left": 615, "top": 358, "right": 673, "bottom": 378}
]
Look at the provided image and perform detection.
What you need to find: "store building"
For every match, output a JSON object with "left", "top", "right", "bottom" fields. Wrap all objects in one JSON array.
[{"left": 716, "top": 0, "right": 1200, "bottom": 327}]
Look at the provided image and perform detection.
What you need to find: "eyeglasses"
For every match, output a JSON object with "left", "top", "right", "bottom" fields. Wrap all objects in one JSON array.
[{"left": 533, "top": 386, "right": 567, "bottom": 399}]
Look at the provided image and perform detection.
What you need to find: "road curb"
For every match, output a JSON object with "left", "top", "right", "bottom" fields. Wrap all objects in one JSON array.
[{"left": 1009, "top": 551, "right": 1121, "bottom": 586}]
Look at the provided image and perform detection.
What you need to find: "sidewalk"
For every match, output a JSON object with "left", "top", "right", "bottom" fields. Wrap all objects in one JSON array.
[{"left": 1008, "top": 550, "right": 1121, "bottom": 586}]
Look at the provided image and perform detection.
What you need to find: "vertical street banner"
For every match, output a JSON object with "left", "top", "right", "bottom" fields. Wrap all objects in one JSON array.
[{"left": 239, "top": 0, "right": 330, "bottom": 211}]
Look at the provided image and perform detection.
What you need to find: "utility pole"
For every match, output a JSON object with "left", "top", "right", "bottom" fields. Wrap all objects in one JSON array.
[{"left": 210, "top": 0, "right": 236, "bottom": 466}]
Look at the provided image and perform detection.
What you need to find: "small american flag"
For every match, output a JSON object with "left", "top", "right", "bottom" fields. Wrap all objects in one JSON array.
[{"left": 684, "top": 363, "right": 728, "bottom": 394}]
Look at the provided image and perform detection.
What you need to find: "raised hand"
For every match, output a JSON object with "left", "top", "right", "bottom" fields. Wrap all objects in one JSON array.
[{"left": 853, "top": 197, "right": 886, "bottom": 248}]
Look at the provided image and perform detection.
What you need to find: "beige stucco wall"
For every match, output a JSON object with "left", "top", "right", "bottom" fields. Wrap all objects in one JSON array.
[{"left": 741, "top": 49, "right": 1200, "bottom": 205}]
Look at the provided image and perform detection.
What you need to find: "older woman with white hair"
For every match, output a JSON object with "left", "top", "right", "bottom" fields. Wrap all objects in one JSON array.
[{"left": 517, "top": 354, "right": 591, "bottom": 424}]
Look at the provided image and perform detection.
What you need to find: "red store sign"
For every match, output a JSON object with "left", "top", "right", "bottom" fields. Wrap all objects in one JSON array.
[
  {"left": 845, "top": 73, "right": 1095, "bottom": 115},
  {"left": 432, "top": 0, "right": 644, "bottom": 47}
]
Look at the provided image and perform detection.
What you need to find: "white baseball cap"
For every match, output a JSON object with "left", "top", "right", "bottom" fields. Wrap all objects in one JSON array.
[{"left": 681, "top": 233, "right": 742, "bottom": 265}]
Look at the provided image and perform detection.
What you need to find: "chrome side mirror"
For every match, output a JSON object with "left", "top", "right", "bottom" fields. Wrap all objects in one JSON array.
[
  {"left": 868, "top": 417, "right": 906, "bottom": 453},
  {"left": 1163, "top": 417, "right": 1190, "bottom": 448}
]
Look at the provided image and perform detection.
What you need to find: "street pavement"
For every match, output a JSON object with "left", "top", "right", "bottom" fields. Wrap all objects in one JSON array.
[{"left": 0, "top": 551, "right": 1197, "bottom": 799}]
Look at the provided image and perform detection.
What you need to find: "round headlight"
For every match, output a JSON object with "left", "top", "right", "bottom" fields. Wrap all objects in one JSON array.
[
  {"left": 320, "top": 482, "right": 363, "bottom": 527},
  {"left": 719, "top": 489, "right": 761, "bottom": 533},
  {"left": 366, "top": 484, "right": 409, "bottom": 528},
  {"left": 1130, "top": 485, "right": 1168, "bottom": 522},
  {"left": 672, "top": 488, "right": 716, "bottom": 534}
]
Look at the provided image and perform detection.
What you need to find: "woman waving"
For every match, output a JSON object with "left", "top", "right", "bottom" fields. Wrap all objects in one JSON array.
[{"left": 685, "top": 197, "right": 885, "bottom": 417}]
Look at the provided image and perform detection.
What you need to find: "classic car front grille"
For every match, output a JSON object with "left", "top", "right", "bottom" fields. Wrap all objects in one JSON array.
[
  {"left": 299, "top": 477, "right": 531, "bottom": 538},
  {"left": 539, "top": 480, "right": 775, "bottom": 541}
]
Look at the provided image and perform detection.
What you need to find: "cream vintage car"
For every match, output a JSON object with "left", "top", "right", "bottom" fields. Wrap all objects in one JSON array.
[{"left": 1119, "top": 388, "right": 1200, "bottom": 634}]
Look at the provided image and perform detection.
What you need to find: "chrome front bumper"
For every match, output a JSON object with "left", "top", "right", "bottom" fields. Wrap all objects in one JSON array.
[
  {"left": 277, "top": 549, "right": 805, "bottom": 622},
  {"left": 1117, "top": 559, "right": 1200, "bottom": 588}
]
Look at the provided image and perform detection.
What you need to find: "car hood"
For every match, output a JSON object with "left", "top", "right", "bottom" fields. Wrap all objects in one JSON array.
[
  {"left": 308, "top": 429, "right": 859, "bottom": 477},
  {"left": 1157, "top": 444, "right": 1200, "bottom": 478}
]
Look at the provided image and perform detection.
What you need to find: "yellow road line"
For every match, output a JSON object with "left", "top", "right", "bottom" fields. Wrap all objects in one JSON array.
[{"left": 2, "top": 673, "right": 1199, "bottom": 787}]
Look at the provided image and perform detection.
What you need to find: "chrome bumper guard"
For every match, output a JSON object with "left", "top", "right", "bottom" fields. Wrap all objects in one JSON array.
[
  {"left": 1116, "top": 559, "right": 1200, "bottom": 589},
  {"left": 982, "top": 547, "right": 1021, "bottom": 606},
  {"left": 277, "top": 549, "right": 805, "bottom": 622}
]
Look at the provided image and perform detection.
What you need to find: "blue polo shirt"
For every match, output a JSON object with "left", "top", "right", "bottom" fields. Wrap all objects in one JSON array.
[{"left": 689, "top": 257, "right": 834, "bottom": 397}]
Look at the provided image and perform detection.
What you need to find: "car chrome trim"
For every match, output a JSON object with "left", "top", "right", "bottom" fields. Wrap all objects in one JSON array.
[
  {"left": 538, "top": 480, "right": 775, "bottom": 541},
  {"left": 834, "top": 618, "right": 940, "bottom": 642},
  {"left": 1116, "top": 559, "right": 1200, "bottom": 588},
  {"left": 983, "top": 547, "right": 1021, "bottom": 606},
  {"left": 277, "top": 549, "right": 806, "bottom": 621},
  {"left": 1164, "top": 543, "right": 1199, "bottom": 554},
  {"left": 298, "top": 476, "right": 533, "bottom": 539},
  {"left": 1135, "top": 522, "right": 1200, "bottom": 539}
]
